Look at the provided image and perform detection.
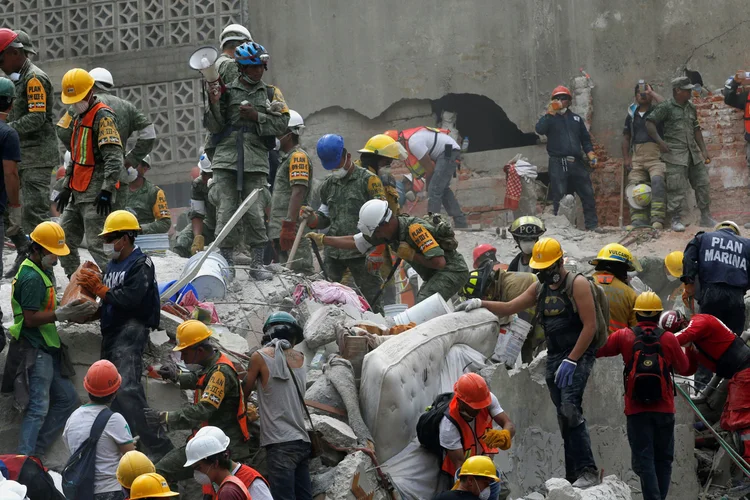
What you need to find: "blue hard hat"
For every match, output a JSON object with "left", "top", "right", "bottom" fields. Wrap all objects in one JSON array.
[
  {"left": 317, "top": 134, "right": 345, "bottom": 170},
  {"left": 235, "top": 41, "right": 269, "bottom": 66}
]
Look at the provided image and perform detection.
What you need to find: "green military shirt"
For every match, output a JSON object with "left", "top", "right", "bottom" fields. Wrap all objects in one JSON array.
[
  {"left": 268, "top": 146, "right": 313, "bottom": 239},
  {"left": 646, "top": 97, "right": 704, "bottom": 166},
  {"left": 12, "top": 265, "right": 58, "bottom": 353},
  {"left": 124, "top": 178, "right": 171, "bottom": 234},
  {"left": 317, "top": 166, "right": 386, "bottom": 260},
  {"left": 362, "top": 162, "right": 400, "bottom": 215},
  {"left": 7, "top": 60, "right": 58, "bottom": 170},
  {"left": 188, "top": 177, "right": 218, "bottom": 232},
  {"left": 169, "top": 353, "right": 248, "bottom": 458},
  {"left": 216, "top": 54, "right": 240, "bottom": 85},
  {"left": 204, "top": 77, "right": 289, "bottom": 174}
]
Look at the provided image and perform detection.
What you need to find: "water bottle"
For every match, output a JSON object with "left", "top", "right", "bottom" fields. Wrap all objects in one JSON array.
[
  {"left": 310, "top": 348, "right": 325, "bottom": 370},
  {"left": 461, "top": 136, "right": 470, "bottom": 153},
  {"left": 496, "top": 315, "right": 532, "bottom": 368}
]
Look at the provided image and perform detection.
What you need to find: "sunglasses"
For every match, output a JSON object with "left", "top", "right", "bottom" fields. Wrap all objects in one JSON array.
[
  {"left": 552, "top": 95, "right": 571, "bottom": 101},
  {"left": 103, "top": 233, "right": 124, "bottom": 243}
]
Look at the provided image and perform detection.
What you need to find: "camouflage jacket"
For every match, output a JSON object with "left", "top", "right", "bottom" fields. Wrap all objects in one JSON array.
[
  {"left": 124, "top": 178, "right": 171, "bottom": 234},
  {"left": 188, "top": 177, "right": 217, "bottom": 232},
  {"left": 268, "top": 145, "right": 313, "bottom": 239},
  {"left": 216, "top": 54, "right": 240, "bottom": 85}
]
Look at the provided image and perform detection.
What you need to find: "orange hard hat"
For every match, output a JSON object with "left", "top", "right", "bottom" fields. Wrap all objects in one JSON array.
[
  {"left": 383, "top": 130, "right": 399, "bottom": 141},
  {"left": 84, "top": 359, "right": 122, "bottom": 397},
  {"left": 472, "top": 244, "right": 497, "bottom": 268},
  {"left": 551, "top": 85, "right": 572, "bottom": 99},
  {"left": 454, "top": 373, "right": 492, "bottom": 409}
]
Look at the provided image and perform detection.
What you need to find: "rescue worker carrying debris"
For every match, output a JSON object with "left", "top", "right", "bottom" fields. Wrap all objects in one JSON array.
[
  {"left": 457, "top": 237, "right": 602, "bottom": 488},
  {"left": 174, "top": 153, "right": 217, "bottom": 257},
  {"left": 507, "top": 216, "right": 546, "bottom": 273},
  {"left": 308, "top": 198, "right": 469, "bottom": 302},
  {"left": 590, "top": 243, "right": 639, "bottom": 333},
  {"left": 123, "top": 155, "right": 171, "bottom": 234},
  {"left": 150, "top": 320, "right": 250, "bottom": 486}
]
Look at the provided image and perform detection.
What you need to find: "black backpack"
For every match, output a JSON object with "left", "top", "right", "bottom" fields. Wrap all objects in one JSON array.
[
  {"left": 62, "top": 408, "right": 113, "bottom": 500},
  {"left": 625, "top": 326, "right": 673, "bottom": 404},
  {"left": 416, "top": 392, "right": 457, "bottom": 456}
]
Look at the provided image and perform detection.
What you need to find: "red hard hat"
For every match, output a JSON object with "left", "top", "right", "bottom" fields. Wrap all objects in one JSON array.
[
  {"left": 190, "top": 165, "right": 201, "bottom": 180},
  {"left": 658, "top": 310, "right": 687, "bottom": 333},
  {"left": 551, "top": 85, "right": 572, "bottom": 99},
  {"left": 84, "top": 360, "right": 122, "bottom": 397},
  {"left": 454, "top": 373, "right": 492, "bottom": 409},
  {"left": 473, "top": 244, "right": 497, "bottom": 268},
  {"left": 0, "top": 29, "right": 20, "bottom": 53}
]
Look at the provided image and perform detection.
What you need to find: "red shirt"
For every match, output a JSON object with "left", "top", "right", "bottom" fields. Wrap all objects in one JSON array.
[
  {"left": 596, "top": 322, "right": 690, "bottom": 415},
  {"left": 674, "top": 314, "right": 737, "bottom": 375}
]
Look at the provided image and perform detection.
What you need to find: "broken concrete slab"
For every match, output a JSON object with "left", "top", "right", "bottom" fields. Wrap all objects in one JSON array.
[
  {"left": 209, "top": 324, "right": 249, "bottom": 354},
  {"left": 575, "top": 475, "right": 631, "bottom": 500},
  {"left": 545, "top": 478, "right": 581, "bottom": 500},
  {"left": 326, "top": 451, "right": 390, "bottom": 500},
  {"left": 311, "top": 414, "right": 357, "bottom": 449},
  {"left": 304, "top": 305, "right": 347, "bottom": 349},
  {"left": 305, "top": 374, "right": 346, "bottom": 415},
  {"left": 522, "top": 493, "right": 545, "bottom": 500}
]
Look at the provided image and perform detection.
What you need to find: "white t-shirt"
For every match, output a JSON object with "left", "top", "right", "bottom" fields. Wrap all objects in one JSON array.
[
  {"left": 63, "top": 405, "right": 134, "bottom": 494},
  {"left": 407, "top": 129, "right": 460, "bottom": 162},
  {"left": 438, "top": 394, "right": 503, "bottom": 450}
]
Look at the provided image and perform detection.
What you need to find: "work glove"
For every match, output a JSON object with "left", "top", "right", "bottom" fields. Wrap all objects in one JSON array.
[
  {"left": 455, "top": 298, "right": 482, "bottom": 312},
  {"left": 484, "top": 429, "right": 512, "bottom": 450},
  {"left": 157, "top": 363, "right": 178, "bottom": 382},
  {"left": 280, "top": 220, "right": 297, "bottom": 252},
  {"left": 554, "top": 358, "right": 577, "bottom": 388},
  {"left": 305, "top": 232, "right": 325, "bottom": 248},
  {"left": 79, "top": 268, "right": 110, "bottom": 299},
  {"left": 247, "top": 403, "right": 259, "bottom": 422},
  {"left": 8, "top": 205, "right": 22, "bottom": 230},
  {"left": 55, "top": 298, "right": 99, "bottom": 323},
  {"left": 396, "top": 242, "right": 416, "bottom": 261},
  {"left": 587, "top": 151, "right": 598, "bottom": 167},
  {"left": 55, "top": 188, "right": 71, "bottom": 213},
  {"left": 94, "top": 190, "right": 113, "bottom": 216},
  {"left": 405, "top": 191, "right": 416, "bottom": 202},
  {"left": 547, "top": 101, "right": 561, "bottom": 115},
  {"left": 299, "top": 206, "right": 318, "bottom": 228},
  {"left": 190, "top": 234, "right": 205, "bottom": 255},
  {"left": 144, "top": 408, "right": 169, "bottom": 438},
  {"left": 704, "top": 156, "right": 711, "bottom": 165}
]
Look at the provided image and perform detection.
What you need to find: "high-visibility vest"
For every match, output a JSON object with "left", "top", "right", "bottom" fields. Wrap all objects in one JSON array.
[
  {"left": 203, "top": 464, "right": 269, "bottom": 498},
  {"left": 398, "top": 127, "right": 451, "bottom": 178},
  {"left": 9, "top": 259, "right": 59, "bottom": 348},
  {"left": 194, "top": 353, "right": 250, "bottom": 441},
  {"left": 744, "top": 93, "right": 750, "bottom": 135},
  {"left": 440, "top": 395, "right": 498, "bottom": 477},
  {"left": 216, "top": 475, "right": 251, "bottom": 499},
  {"left": 70, "top": 101, "right": 111, "bottom": 193}
]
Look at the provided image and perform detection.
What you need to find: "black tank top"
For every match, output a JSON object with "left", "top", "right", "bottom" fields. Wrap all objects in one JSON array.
[{"left": 541, "top": 284, "right": 584, "bottom": 354}]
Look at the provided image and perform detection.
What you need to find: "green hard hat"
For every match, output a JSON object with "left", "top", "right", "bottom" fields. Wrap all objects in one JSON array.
[
  {"left": 0, "top": 78, "right": 14, "bottom": 98},
  {"left": 263, "top": 311, "right": 301, "bottom": 333}
]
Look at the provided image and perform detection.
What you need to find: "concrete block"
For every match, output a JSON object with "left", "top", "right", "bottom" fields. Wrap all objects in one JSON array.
[
  {"left": 326, "top": 451, "right": 389, "bottom": 500},
  {"left": 305, "top": 374, "right": 346, "bottom": 415},
  {"left": 311, "top": 414, "right": 358, "bottom": 449},
  {"left": 209, "top": 324, "right": 249, "bottom": 354},
  {"left": 575, "top": 475, "right": 631, "bottom": 500},
  {"left": 523, "top": 494, "right": 546, "bottom": 500},
  {"left": 545, "top": 478, "right": 581, "bottom": 500},
  {"left": 304, "top": 305, "right": 347, "bottom": 350}
]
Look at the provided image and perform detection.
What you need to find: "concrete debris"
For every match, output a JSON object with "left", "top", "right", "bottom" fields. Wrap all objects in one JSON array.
[
  {"left": 545, "top": 478, "right": 581, "bottom": 499},
  {"left": 310, "top": 467, "right": 336, "bottom": 497},
  {"left": 208, "top": 323, "right": 249, "bottom": 354},
  {"left": 305, "top": 372, "right": 347, "bottom": 415},
  {"left": 543, "top": 475, "right": 631, "bottom": 500},
  {"left": 326, "top": 451, "right": 390, "bottom": 500},
  {"left": 304, "top": 305, "right": 348, "bottom": 349},
  {"left": 325, "top": 357, "right": 374, "bottom": 445},
  {"left": 311, "top": 414, "right": 358, "bottom": 448},
  {"left": 522, "top": 493, "right": 546, "bottom": 500}
]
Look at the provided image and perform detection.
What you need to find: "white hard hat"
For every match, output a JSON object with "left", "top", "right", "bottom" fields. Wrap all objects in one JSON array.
[
  {"left": 403, "top": 173, "right": 413, "bottom": 182},
  {"left": 287, "top": 110, "right": 304, "bottom": 135},
  {"left": 198, "top": 153, "right": 212, "bottom": 173},
  {"left": 183, "top": 434, "right": 228, "bottom": 466},
  {"left": 220, "top": 24, "right": 252, "bottom": 47},
  {"left": 193, "top": 425, "right": 231, "bottom": 450},
  {"left": 89, "top": 67, "right": 114, "bottom": 89},
  {"left": 63, "top": 150, "right": 71, "bottom": 168},
  {"left": 358, "top": 199, "right": 391, "bottom": 237},
  {"left": 626, "top": 183, "right": 652, "bottom": 209}
]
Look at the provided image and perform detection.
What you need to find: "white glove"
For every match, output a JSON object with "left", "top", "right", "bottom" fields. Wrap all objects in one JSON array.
[
  {"left": 55, "top": 299, "right": 99, "bottom": 322},
  {"left": 455, "top": 298, "right": 482, "bottom": 312},
  {"left": 8, "top": 205, "right": 22, "bottom": 230}
]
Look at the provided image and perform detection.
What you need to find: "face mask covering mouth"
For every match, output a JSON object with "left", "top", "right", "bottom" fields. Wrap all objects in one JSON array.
[
  {"left": 193, "top": 469, "right": 212, "bottom": 485},
  {"left": 666, "top": 273, "right": 678, "bottom": 282},
  {"left": 73, "top": 99, "right": 90, "bottom": 115},
  {"left": 519, "top": 240, "right": 536, "bottom": 254},
  {"left": 473, "top": 478, "right": 491, "bottom": 500},
  {"left": 126, "top": 167, "right": 138, "bottom": 183},
  {"left": 103, "top": 240, "right": 121, "bottom": 260}
]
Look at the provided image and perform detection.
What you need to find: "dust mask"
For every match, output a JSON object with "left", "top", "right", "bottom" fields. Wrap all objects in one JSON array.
[
  {"left": 519, "top": 240, "right": 536, "bottom": 254},
  {"left": 41, "top": 254, "right": 57, "bottom": 270},
  {"left": 74, "top": 99, "right": 90, "bottom": 115},
  {"left": 241, "top": 73, "right": 260, "bottom": 85},
  {"left": 666, "top": 274, "right": 678, "bottom": 282},
  {"left": 103, "top": 242, "right": 121, "bottom": 260},
  {"left": 473, "top": 478, "right": 491, "bottom": 500},
  {"left": 331, "top": 167, "right": 347, "bottom": 179},
  {"left": 193, "top": 470, "right": 212, "bottom": 485},
  {"left": 9, "top": 73, "right": 21, "bottom": 82},
  {"left": 126, "top": 167, "right": 138, "bottom": 183}
]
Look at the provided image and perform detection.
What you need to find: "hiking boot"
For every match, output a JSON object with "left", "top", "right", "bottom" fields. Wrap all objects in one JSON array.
[
  {"left": 651, "top": 221, "right": 664, "bottom": 230},
  {"left": 571, "top": 469, "right": 601, "bottom": 489},
  {"left": 219, "top": 248, "right": 235, "bottom": 281},
  {"left": 699, "top": 211, "right": 716, "bottom": 228},
  {"left": 250, "top": 247, "right": 273, "bottom": 281},
  {"left": 588, "top": 226, "right": 606, "bottom": 234},
  {"left": 4, "top": 251, "right": 26, "bottom": 279},
  {"left": 625, "top": 220, "right": 649, "bottom": 231},
  {"left": 671, "top": 218, "right": 686, "bottom": 232},
  {"left": 233, "top": 250, "right": 253, "bottom": 265}
]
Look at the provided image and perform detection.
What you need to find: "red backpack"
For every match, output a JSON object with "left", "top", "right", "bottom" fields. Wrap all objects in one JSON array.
[{"left": 624, "top": 326, "right": 674, "bottom": 404}]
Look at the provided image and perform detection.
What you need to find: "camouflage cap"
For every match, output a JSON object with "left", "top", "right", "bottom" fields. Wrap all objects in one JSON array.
[
  {"left": 13, "top": 30, "right": 37, "bottom": 55},
  {"left": 671, "top": 76, "right": 694, "bottom": 90}
]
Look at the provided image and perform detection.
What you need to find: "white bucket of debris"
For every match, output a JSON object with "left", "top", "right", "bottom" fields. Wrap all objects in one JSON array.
[
  {"left": 181, "top": 251, "right": 229, "bottom": 299},
  {"left": 383, "top": 303, "right": 408, "bottom": 318},
  {"left": 391, "top": 293, "right": 453, "bottom": 326},
  {"left": 492, "top": 315, "right": 532, "bottom": 368}
]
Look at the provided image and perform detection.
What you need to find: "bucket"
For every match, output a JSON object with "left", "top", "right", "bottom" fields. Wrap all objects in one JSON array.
[
  {"left": 391, "top": 292, "right": 453, "bottom": 326},
  {"left": 180, "top": 251, "right": 229, "bottom": 300},
  {"left": 159, "top": 280, "right": 199, "bottom": 303},
  {"left": 383, "top": 304, "right": 408, "bottom": 318}
]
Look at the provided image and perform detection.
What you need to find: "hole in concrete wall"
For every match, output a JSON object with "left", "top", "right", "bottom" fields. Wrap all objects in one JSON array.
[
  {"left": 686, "top": 69, "right": 704, "bottom": 87},
  {"left": 431, "top": 93, "right": 538, "bottom": 153}
]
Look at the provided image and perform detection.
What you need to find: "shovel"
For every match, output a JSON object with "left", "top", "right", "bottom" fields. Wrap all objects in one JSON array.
[
  {"left": 309, "top": 239, "right": 329, "bottom": 281},
  {"left": 286, "top": 220, "right": 308, "bottom": 268}
]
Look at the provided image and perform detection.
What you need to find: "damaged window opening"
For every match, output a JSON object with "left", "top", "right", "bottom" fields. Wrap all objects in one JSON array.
[{"left": 431, "top": 93, "right": 539, "bottom": 153}]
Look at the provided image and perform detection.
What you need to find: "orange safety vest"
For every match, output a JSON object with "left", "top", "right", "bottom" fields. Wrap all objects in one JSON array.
[
  {"left": 440, "top": 396, "right": 498, "bottom": 477},
  {"left": 398, "top": 126, "right": 451, "bottom": 177},
  {"left": 217, "top": 475, "right": 251, "bottom": 499},
  {"left": 203, "top": 464, "right": 269, "bottom": 498},
  {"left": 194, "top": 353, "right": 250, "bottom": 441},
  {"left": 744, "top": 93, "right": 750, "bottom": 135},
  {"left": 69, "top": 101, "right": 112, "bottom": 193}
]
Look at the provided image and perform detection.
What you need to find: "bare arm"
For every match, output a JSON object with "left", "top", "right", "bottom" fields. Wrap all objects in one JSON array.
[
  {"left": 242, "top": 351, "right": 264, "bottom": 397},
  {"left": 694, "top": 128, "right": 709, "bottom": 159},
  {"left": 22, "top": 309, "right": 57, "bottom": 328},
  {"left": 446, "top": 449, "right": 466, "bottom": 470},
  {"left": 481, "top": 282, "right": 537, "bottom": 318},
  {"left": 647, "top": 87, "right": 665, "bottom": 103},
  {"left": 118, "top": 442, "right": 136, "bottom": 454},
  {"left": 419, "top": 154, "right": 436, "bottom": 181},
  {"left": 286, "top": 185, "right": 308, "bottom": 222},
  {"left": 568, "top": 276, "right": 596, "bottom": 361},
  {"left": 494, "top": 412, "right": 516, "bottom": 438},
  {"left": 3, "top": 159, "right": 20, "bottom": 206},
  {"left": 191, "top": 217, "right": 204, "bottom": 237}
]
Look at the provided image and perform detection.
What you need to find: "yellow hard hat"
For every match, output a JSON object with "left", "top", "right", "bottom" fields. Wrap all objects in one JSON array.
[
  {"left": 590, "top": 243, "right": 642, "bottom": 272},
  {"left": 716, "top": 220, "right": 741, "bottom": 236},
  {"left": 100, "top": 210, "right": 142, "bottom": 236},
  {"left": 358, "top": 134, "right": 407, "bottom": 160},
  {"left": 30, "top": 221, "right": 70, "bottom": 256},
  {"left": 459, "top": 456, "right": 499, "bottom": 482},
  {"left": 529, "top": 237, "right": 563, "bottom": 270},
  {"left": 117, "top": 451, "right": 155, "bottom": 489},
  {"left": 129, "top": 473, "right": 178, "bottom": 499},
  {"left": 61, "top": 68, "right": 95, "bottom": 104},
  {"left": 664, "top": 251, "right": 684, "bottom": 278},
  {"left": 633, "top": 291, "right": 663, "bottom": 315},
  {"left": 173, "top": 320, "right": 212, "bottom": 351}
]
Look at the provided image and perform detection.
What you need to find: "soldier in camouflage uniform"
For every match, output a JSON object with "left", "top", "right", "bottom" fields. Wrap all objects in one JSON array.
[
  {"left": 174, "top": 154, "right": 217, "bottom": 257},
  {"left": 123, "top": 155, "right": 171, "bottom": 234},
  {"left": 302, "top": 134, "right": 387, "bottom": 313},
  {"left": 55, "top": 69, "right": 123, "bottom": 275},
  {"left": 0, "top": 29, "right": 58, "bottom": 277},
  {"left": 204, "top": 41, "right": 289, "bottom": 280}
]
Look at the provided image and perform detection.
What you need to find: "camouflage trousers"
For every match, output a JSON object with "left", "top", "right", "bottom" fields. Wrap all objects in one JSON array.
[
  {"left": 214, "top": 170, "right": 269, "bottom": 250},
  {"left": 627, "top": 142, "right": 666, "bottom": 225},
  {"left": 416, "top": 268, "right": 469, "bottom": 303},
  {"left": 272, "top": 238, "right": 315, "bottom": 274},
  {"left": 325, "top": 256, "right": 384, "bottom": 314},
  {"left": 59, "top": 201, "right": 109, "bottom": 275},
  {"left": 20, "top": 166, "right": 53, "bottom": 235},
  {"left": 665, "top": 158, "right": 710, "bottom": 219},
  {"left": 173, "top": 224, "right": 216, "bottom": 258}
]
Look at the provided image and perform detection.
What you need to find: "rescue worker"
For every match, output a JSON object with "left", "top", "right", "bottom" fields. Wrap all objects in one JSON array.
[
  {"left": 589, "top": 243, "right": 640, "bottom": 333},
  {"left": 1, "top": 221, "right": 97, "bottom": 455},
  {"left": 596, "top": 293, "right": 690, "bottom": 500},
  {"left": 457, "top": 237, "right": 600, "bottom": 488},
  {"left": 507, "top": 216, "right": 546, "bottom": 272},
  {"left": 124, "top": 155, "right": 171, "bottom": 234},
  {"left": 0, "top": 77, "right": 22, "bottom": 278},
  {"left": 117, "top": 451, "right": 156, "bottom": 499},
  {"left": 472, "top": 244, "right": 497, "bottom": 271},
  {"left": 0, "top": 29, "right": 58, "bottom": 278},
  {"left": 268, "top": 110, "right": 314, "bottom": 273},
  {"left": 433, "top": 456, "right": 500, "bottom": 500},
  {"left": 174, "top": 153, "right": 217, "bottom": 258},
  {"left": 723, "top": 71, "right": 749, "bottom": 172},
  {"left": 682, "top": 220, "right": 750, "bottom": 335},
  {"left": 205, "top": 41, "right": 289, "bottom": 279},
  {"left": 384, "top": 127, "right": 468, "bottom": 228},
  {"left": 149, "top": 320, "right": 250, "bottom": 486},
  {"left": 535, "top": 86, "right": 600, "bottom": 231},
  {"left": 55, "top": 68, "right": 123, "bottom": 275},
  {"left": 308, "top": 198, "right": 469, "bottom": 302},
  {"left": 128, "top": 473, "right": 178, "bottom": 499},
  {"left": 646, "top": 76, "right": 714, "bottom": 232},
  {"left": 300, "top": 134, "right": 387, "bottom": 312},
  {"left": 622, "top": 82, "right": 666, "bottom": 230},
  {"left": 76, "top": 210, "right": 174, "bottom": 459}
]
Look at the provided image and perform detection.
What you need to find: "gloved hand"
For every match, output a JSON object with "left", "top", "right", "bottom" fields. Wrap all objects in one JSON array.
[
  {"left": 554, "top": 358, "right": 577, "bottom": 388},
  {"left": 144, "top": 408, "right": 168, "bottom": 434},
  {"left": 280, "top": 220, "right": 297, "bottom": 252},
  {"left": 299, "top": 206, "right": 318, "bottom": 228},
  {"left": 246, "top": 403, "right": 259, "bottom": 422},
  {"left": 55, "top": 298, "right": 99, "bottom": 323},
  {"left": 396, "top": 242, "right": 415, "bottom": 261},
  {"left": 56, "top": 188, "right": 71, "bottom": 213},
  {"left": 682, "top": 283, "right": 695, "bottom": 312},
  {"left": 157, "top": 364, "right": 178, "bottom": 382},
  {"left": 78, "top": 268, "right": 110, "bottom": 299},
  {"left": 191, "top": 234, "right": 205, "bottom": 255},
  {"left": 455, "top": 298, "right": 482, "bottom": 312},
  {"left": 8, "top": 205, "right": 22, "bottom": 230},
  {"left": 484, "top": 429, "right": 512, "bottom": 450},
  {"left": 405, "top": 191, "right": 416, "bottom": 202},
  {"left": 587, "top": 151, "right": 598, "bottom": 167},
  {"left": 704, "top": 156, "right": 712, "bottom": 165},
  {"left": 94, "top": 190, "right": 112, "bottom": 216},
  {"left": 547, "top": 101, "right": 561, "bottom": 115},
  {"left": 306, "top": 232, "right": 325, "bottom": 248}
]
